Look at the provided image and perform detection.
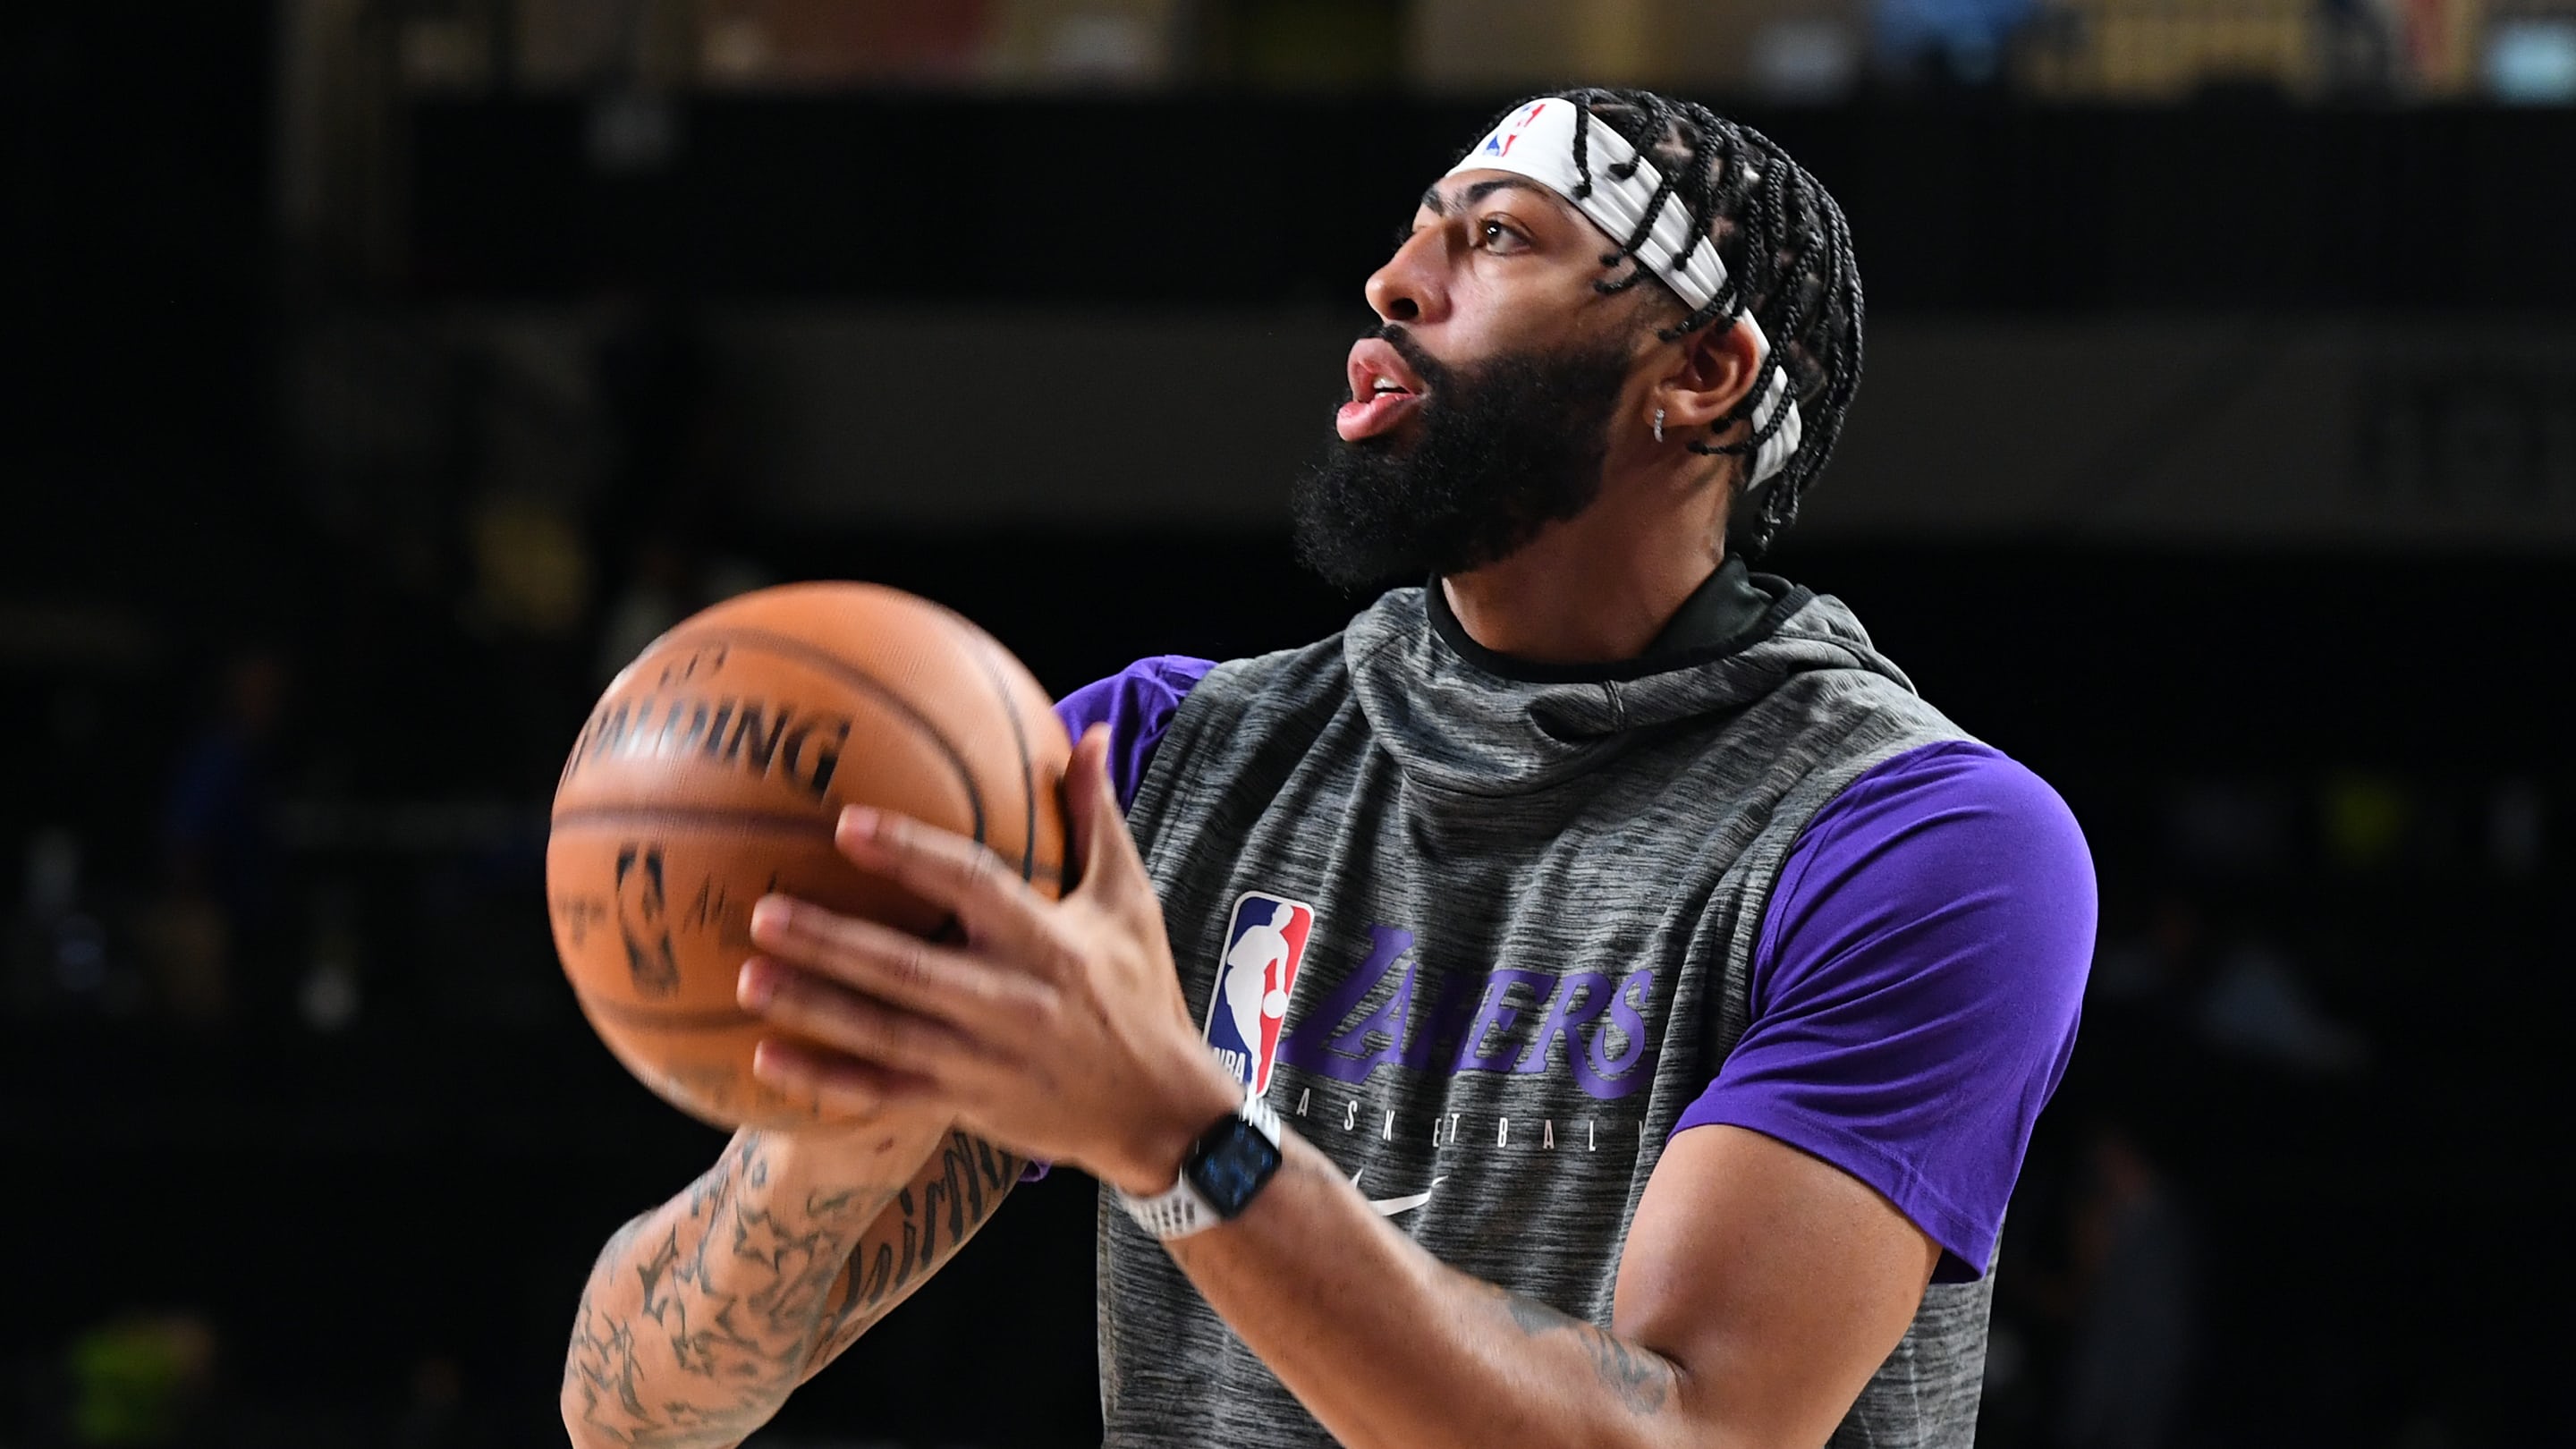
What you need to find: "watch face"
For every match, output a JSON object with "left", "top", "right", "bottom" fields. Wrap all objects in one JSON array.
[{"left": 1186, "top": 1118, "right": 1284, "bottom": 1217}]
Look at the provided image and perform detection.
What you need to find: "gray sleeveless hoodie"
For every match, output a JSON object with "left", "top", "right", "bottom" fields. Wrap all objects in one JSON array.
[{"left": 1100, "top": 579, "right": 1993, "bottom": 1448}]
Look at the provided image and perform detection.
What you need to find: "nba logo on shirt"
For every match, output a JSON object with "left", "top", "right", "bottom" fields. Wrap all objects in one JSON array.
[{"left": 1203, "top": 891, "right": 1314, "bottom": 1096}]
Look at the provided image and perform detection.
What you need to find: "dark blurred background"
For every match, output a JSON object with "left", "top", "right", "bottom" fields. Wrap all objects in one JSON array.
[{"left": 5, "top": 1, "right": 2575, "bottom": 1445}]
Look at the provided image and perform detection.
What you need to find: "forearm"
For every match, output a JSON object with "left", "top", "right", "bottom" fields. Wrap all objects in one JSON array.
[
  {"left": 792, "top": 1127, "right": 1027, "bottom": 1382},
  {"left": 1165, "top": 1135, "right": 1693, "bottom": 1449},
  {"left": 561, "top": 1120, "right": 1020, "bottom": 1449}
]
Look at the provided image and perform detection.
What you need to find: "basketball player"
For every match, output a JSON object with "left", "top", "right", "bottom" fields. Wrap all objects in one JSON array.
[{"left": 564, "top": 89, "right": 2093, "bottom": 1449}]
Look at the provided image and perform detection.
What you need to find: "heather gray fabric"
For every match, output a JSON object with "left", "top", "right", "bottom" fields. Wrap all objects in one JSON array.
[{"left": 1099, "top": 581, "right": 1995, "bottom": 1449}]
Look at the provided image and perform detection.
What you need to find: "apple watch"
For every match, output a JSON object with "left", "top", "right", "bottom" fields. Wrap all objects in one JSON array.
[{"left": 1118, "top": 1089, "right": 1285, "bottom": 1241}]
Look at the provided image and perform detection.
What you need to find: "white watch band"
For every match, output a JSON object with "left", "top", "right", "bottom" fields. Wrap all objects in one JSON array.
[{"left": 1118, "top": 1089, "right": 1283, "bottom": 1241}]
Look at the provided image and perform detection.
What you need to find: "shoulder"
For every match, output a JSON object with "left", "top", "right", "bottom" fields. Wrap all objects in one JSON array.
[
  {"left": 1691, "top": 741, "right": 2093, "bottom": 1278},
  {"left": 1776, "top": 742, "right": 2089, "bottom": 919},
  {"left": 1760, "top": 741, "right": 2094, "bottom": 1006},
  {"left": 1055, "top": 655, "right": 1226, "bottom": 738},
  {"left": 1055, "top": 656, "right": 1216, "bottom": 726},
  {"left": 1157, "top": 630, "right": 1359, "bottom": 754},
  {"left": 1054, "top": 657, "right": 1216, "bottom": 813},
  {"left": 1748, "top": 741, "right": 2097, "bottom": 1133}
]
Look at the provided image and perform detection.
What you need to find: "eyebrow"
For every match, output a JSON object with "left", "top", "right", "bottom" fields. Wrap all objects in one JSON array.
[{"left": 1417, "top": 175, "right": 1556, "bottom": 216}]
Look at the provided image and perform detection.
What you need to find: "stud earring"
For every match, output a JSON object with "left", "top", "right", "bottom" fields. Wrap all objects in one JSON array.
[{"left": 1652, "top": 408, "right": 1665, "bottom": 445}]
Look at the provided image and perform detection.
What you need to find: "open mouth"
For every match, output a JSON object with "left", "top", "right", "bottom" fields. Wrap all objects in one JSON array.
[{"left": 1337, "top": 337, "right": 1429, "bottom": 442}]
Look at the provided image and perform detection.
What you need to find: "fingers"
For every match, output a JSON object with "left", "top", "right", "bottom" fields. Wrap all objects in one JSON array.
[
  {"left": 738, "top": 954, "right": 990, "bottom": 1076},
  {"left": 835, "top": 804, "right": 1055, "bottom": 958},
  {"left": 1066, "top": 724, "right": 1151, "bottom": 911},
  {"left": 750, "top": 895, "right": 1041, "bottom": 1027},
  {"left": 749, "top": 1036, "right": 937, "bottom": 1117}
]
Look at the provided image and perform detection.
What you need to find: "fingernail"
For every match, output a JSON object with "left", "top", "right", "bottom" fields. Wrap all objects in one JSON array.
[
  {"left": 737, "top": 962, "right": 773, "bottom": 1009},
  {"left": 840, "top": 804, "right": 880, "bottom": 839},
  {"left": 750, "top": 896, "right": 792, "bottom": 936},
  {"left": 750, "top": 1040, "right": 781, "bottom": 1080}
]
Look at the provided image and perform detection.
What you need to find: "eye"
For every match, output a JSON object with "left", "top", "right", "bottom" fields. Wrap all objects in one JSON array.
[{"left": 1475, "top": 216, "right": 1530, "bottom": 253}]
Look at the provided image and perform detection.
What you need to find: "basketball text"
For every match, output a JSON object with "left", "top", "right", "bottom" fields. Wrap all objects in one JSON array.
[{"left": 562, "top": 694, "right": 853, "bottom": 801}]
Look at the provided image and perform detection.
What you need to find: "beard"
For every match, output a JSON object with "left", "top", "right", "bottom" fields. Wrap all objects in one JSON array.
[{"left": 1289, "top": 326, "right": 1633, "bottom": 591}]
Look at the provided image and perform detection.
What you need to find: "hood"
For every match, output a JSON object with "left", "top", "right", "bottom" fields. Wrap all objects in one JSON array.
[{"left": 1342, "top": 580, "right": 1915, "bottom": 800}]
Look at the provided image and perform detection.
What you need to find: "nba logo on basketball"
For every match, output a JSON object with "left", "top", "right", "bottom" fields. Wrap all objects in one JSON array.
[{"left": 1203, "top": 891, "right": 1314, "bottom": 1095}]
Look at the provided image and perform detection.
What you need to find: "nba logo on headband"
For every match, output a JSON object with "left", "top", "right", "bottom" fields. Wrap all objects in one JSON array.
[{"left": 1480, "top": 100, "right": 1550, "bottom": 159}]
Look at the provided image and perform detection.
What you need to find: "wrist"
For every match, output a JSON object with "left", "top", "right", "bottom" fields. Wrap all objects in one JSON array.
[
  {"left": 1108, "top": 1058, "right": 1245, "bottom": 1197},
  {"left": 765, "top": 1115, "right": 955, "bottom": 1208}
]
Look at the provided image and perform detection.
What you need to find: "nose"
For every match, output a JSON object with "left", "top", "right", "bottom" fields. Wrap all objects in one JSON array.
[{"left": 1364, "top": 226, "right": 1448, "bottom": 326}]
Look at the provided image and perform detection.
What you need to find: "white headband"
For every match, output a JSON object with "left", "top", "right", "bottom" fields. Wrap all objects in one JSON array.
[{"left": 1447, "top": 97, "right": 1804, "bottom": 488}]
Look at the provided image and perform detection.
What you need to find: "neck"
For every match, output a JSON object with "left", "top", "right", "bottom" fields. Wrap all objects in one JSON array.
[{"left": 1438, "top": 466, "right": 1727, "bottom": 665}]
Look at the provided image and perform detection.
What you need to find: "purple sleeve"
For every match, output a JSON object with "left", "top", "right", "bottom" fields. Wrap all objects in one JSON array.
[
  {"left": 1672, "top": 741, "right": 2094, "bottom": 1282},
  {"left": 1021, "top": 657, "right": 1213, "bottom": 1184},
  {"left": 1053, "top": 656, "right": 1217, "bottom": 813}
]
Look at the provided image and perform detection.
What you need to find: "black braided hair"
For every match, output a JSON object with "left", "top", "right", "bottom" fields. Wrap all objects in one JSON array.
[{"left": 1462, "top": 89, "right": 1865, "bottom": 557}]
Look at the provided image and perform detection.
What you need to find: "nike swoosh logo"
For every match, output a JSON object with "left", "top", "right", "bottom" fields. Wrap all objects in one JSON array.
[{"left": 1351, "top": 1169, "right": 1445, "bottom": 1217}]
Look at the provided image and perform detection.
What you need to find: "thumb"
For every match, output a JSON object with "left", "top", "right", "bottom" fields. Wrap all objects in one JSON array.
[{"left": 1064, "top": 724, "right": 1147, "bottom": 905}]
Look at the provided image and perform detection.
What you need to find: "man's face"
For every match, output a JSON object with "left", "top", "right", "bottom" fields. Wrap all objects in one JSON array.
[{"left": 1291, "top": 170, "right": 1666, "bottom": 590}]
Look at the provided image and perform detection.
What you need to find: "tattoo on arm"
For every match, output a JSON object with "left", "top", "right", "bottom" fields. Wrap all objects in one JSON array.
[
  {"left": 1494, "top": 1285, "right": 1678, "bottom": 1416},
  {"left": 564, "top": 1131, "right": 801, "bottom": 1447},
  {"left": 807, "top": 1132, "right": 1023, "bottom": 1368},
  {"left": 561, "top": 1130, "right": 1022, "bottom": 1449}
]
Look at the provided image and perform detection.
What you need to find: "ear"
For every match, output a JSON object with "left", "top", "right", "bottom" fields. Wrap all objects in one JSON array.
[{"left": 1651, "top": 318, "right": 1762, "bottom": 440}]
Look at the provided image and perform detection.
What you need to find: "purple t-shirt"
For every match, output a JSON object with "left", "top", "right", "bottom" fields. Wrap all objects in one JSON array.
[{"left": 1055, "top": 659, "right": 2091, "bottom": 1281}]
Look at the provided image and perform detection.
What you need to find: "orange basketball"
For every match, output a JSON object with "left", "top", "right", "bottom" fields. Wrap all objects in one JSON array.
[{"left": 547, "top": 582, "right": 1071, "bottom": 1131}]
